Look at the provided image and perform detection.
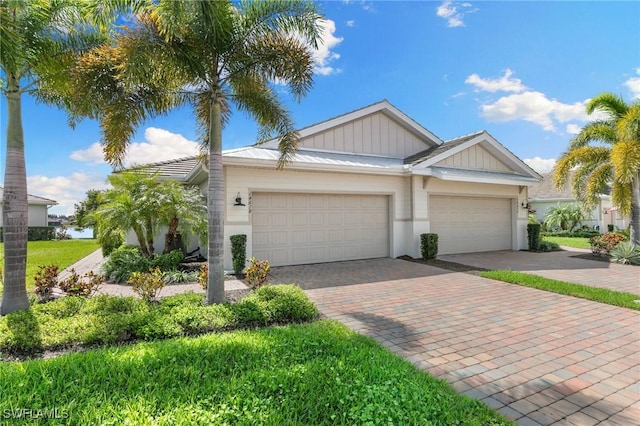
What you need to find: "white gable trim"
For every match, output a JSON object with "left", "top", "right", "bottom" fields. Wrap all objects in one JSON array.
[
  {"left": 413, "top": 167, "right": 540, "bottom": 186},
  {"left": 262, "top": 100, "right": 443, "bottom": 150},
  {"left": 412, "top": 131, "right": 541, "bottom": 179}
]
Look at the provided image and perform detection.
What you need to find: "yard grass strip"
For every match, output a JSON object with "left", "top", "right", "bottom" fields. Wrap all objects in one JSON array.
[
  {"left": 542, "top": 236, "right": 591, "bottom": 249},
  {"left": 0, "top": 320, "right": 512, "bottom": 425},
  {"left": 0, "top": 239, "right": 100, "bottom": 294},
  {"left": 480, "top": 270, "right": 640, "bottom": 311}
]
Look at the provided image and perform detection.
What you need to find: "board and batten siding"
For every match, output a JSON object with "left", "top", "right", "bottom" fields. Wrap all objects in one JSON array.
[
  {"left": 222, "top": 165, "right": 411, "bottom": 270},
  {"left": 299, "top": 112, "right": 431, "bottom": 158},
  {"left": 434, "top": 144, "right": 511, "bottom": 172}
]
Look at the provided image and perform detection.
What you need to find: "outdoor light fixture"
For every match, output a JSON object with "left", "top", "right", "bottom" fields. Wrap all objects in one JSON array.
[
  {"left": 521, "top": 201, "right": 529, "bottom": 209},
  {"left": 234, "top": 193, "right": 245, "bottom": 206}
]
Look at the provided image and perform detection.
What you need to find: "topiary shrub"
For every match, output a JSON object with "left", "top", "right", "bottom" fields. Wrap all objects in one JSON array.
[
  {"left": 420, "top": 233, "right": 438, "bottom": 260},
  {"left": 527, "top": 223, "right": 541, "bottom": 251},
  {"left": 230, "top": 234, "right": 247, "bottom": 277}
]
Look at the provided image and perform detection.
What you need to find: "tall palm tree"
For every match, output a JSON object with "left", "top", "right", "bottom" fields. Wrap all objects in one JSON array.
[
  {"left": 554, "top": 93, "right": 640, "bottom": 245},
  {"left": 0, "top": 0, "right": 109, "bottom": 314},
  {"left": 68, "top": 0, "right": 322, "bottom": 304}
]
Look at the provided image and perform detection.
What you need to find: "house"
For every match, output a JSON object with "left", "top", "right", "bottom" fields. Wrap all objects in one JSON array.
[
  {"left": 138, "top": 100, "right": 542, "bottom": 269},
  {"left": 528, "top": 173, "right": 628, "bottom": 231},
  {"left": 0, "top": 186, "right": 57, "bottom": 227}
]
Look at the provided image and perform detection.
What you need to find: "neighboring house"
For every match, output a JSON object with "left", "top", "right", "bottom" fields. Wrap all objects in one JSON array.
[
  {"left": 136, "top": 100, "right": 541, "bottom": 269},
  {"left": 0, "top": 186, "right": 57, "bottom": 227},
  {"left": 528, "top": 173, "right": 628, "bottom": 231}
]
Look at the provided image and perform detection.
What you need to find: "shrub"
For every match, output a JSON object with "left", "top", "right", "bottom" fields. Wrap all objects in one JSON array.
[
  {"left": 230, "top": 234, "right": 247, "bottom": 277},
  {"left": 609, "top": 242, "right": 640, "bottom": 265},
  {"left": 58, "top": 269, "right": 103, "bottom": 297},
  {"left": 162, "top": 269, "right": 199, "bottom": 284},
  {"left": 235, "top": 285, "right": 317, "bottom": 324},
  {"left": 99, "top": 230, "right": 124, "bottom": 257},
  {"left": 420, "top": 233, "right": 438, "bottom": 260},
  {"left": 527, "top": 223, "right": 541, "bottom": 250},
  {"left": 33, "top": 264, "right": 60, "bottom": 303},
  {"left": 198, "top": 263, "right": 208, "bottom": 289},
  {"left": 607, "top": 224, "right": 615, "bottom": 232},
  {"left": 543, "top": 230, "right": 599, "bottom": 238},
  {"left": 245, "top": 257, "right": 270, "bottom": 289},
  {"left": 538, "top": 241, "right": 561, "bottom": 252},
  {"left": 102, "top": 246, "right": 184, "bottom": 283},
  {"left": 590, "top": 233, "right": 627, "bottom": 256},
  {"left": 528, "top": 214, "right": 540, "bottom": 224},
  {"left": 127, "top": 267, "right": 165, "bottom": 302}
]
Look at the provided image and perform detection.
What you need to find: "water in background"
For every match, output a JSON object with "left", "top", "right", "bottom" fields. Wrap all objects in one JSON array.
[{"left": 60, "top": 227, "right": 94, "bottom": 239}]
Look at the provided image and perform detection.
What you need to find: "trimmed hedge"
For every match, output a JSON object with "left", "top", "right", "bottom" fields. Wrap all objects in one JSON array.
[
  {"left": 0, "top": 226, "right": 56, "bottom": 242},
  {"left": 543, "top": 230, "right": 599, "bottom": 238},
  {"left": 230, "top": 234, "right": 247, "bottom": 277},
  {"left": 420, "top": 233, "right": 438, "bottom": 260},
  {"left": 527, "top": 223, "right": 541, "bottom": 250}
]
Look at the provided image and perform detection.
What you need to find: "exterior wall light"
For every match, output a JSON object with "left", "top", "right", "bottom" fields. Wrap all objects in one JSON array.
[{"left": 234, "top": 192, "right": 245, "bottom": 206}]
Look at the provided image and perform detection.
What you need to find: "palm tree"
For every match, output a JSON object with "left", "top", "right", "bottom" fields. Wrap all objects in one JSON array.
[
  {"left": 68, "top": 0, "right": 323, "bottom": 304},
  {"left": 543, "top": 204, "right": 585, "bottom": 232},
  {"left": 554, "top": 93, "right": 640, "bottom": 245},
  {"left": 0, "top": 0, "right": 110, "bottom": 315}
]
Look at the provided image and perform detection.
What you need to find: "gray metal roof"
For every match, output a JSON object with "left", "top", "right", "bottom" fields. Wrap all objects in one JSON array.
[
  {"left": 128, "top": 156, "right": 201, "bottom": 179},
  {"left": 224, "top": 147, "right": 404, "bottom": 170},
  {"left": 0, "top": 186, "right": 57, "bottom": 205},
  {"left": 404, "top": 130, "right": 485, "bottom": 165}
]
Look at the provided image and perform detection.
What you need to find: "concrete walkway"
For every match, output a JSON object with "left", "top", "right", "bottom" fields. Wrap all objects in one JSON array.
[
  {"left": 440, "top": 250, "right": 640, "bottom": 295},
  {"left": 293, "top": 258, "right": 639, "bottom": 425}
]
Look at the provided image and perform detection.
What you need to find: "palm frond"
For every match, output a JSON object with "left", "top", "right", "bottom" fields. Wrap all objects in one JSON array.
[
  {"left": 586, "top": 92, "right": 629, "bottom": 119},
  {"left": 611, "top": 180, "right": 633, "bottom": 216},
  {"left": 617, "top": 102, "right": 640, "bottom": 143},
  {"left": 568, "top": 120, "right": 617, "bottom": 150},
  {"left": 610, "top": 141, "right": 640, "bottom": 184}
]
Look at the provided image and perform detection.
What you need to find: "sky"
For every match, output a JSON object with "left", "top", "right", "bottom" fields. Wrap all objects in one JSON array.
[{"left": 1, "top": 0, "right": 639, "bottom": 216}]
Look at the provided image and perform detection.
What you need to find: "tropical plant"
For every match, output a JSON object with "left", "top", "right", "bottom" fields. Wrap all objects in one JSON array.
[
  {"left": 543, "top": 204, "right": 585, "bottom": 231},
  {"left": 609, "top": 242, "right": 640, "bottom": 265},
  {"left": 33, "top": 264, "right": 60, "bottom": 303},
  {"left": 128, "top": 267, "right": 165, "bottom": 302},
  {"left": 245, "top": 257, "right": 270, "bottom": 289},
  {"left": 589, "top": 232, "right": 627, "bottom": 256},
  {"left": 554, "top": 92, "right": 640, "bottom": 246},
  {"left": 66, "top": 0, "right": 323, "bottom": 304},
  {"left": 0, "top": 0, "right": 111, "bottom": 314},
  {"left": 95, "top": 171, "right": 206, "bottom": 257}
]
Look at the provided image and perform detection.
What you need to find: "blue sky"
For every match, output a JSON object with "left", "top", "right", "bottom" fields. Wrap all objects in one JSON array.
[{"left": 1, "top": 0, "right": 639, "bottom": 215}]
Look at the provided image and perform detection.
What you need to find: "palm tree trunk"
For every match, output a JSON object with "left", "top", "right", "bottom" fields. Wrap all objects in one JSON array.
[
  {"left": 145, "top": 218, "right": 155, "bottom": 256},
  {"left": 133, "top": 225, "right": 150, "bottom": 257},
  {"left": 206, "top": 91, "right": 226, "bottom": 304},
  {"left": 1, "top": 75, "right": 30, "bottom": 315},
  {"left": 631, "top": 172, "right": 640, "bottom": 246},
  {"left": 163, "top": 216, "right": 179, "bottom": 254}
]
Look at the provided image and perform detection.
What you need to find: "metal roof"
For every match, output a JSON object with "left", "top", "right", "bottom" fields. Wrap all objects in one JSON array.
[
  {"left": 0, "top": 186, "right": 58, "bottom": 205},
  {"left": 404, "top": 131, "right": 485, "bottom": 165}
]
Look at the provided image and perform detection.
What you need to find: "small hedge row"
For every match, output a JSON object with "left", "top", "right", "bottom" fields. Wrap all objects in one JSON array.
[
  {"left": 542, "top": 230, "right": 599, "bottom": 238},
  {"left": 0, "top": 226, "right": 56, "bottom": 242},
  {"left": 0, "top": 285, "right": 318, "bottom": 354}
]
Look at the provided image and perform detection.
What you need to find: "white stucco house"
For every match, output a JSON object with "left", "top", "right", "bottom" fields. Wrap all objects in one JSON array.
[
  {"left": 136, "top": 100, "right": 542, "bottom": 269},
  {"left": 528, "top": 174, "right": 628, "bottom": 232},
  {"left": 0, "top": 186, "right": 57, "bottom": 227}
]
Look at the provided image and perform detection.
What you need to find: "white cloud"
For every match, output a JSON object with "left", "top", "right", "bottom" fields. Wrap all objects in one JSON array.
[
  {"left": 70, "top": 127, "right": 199, "bottom": 167},
  {"left": 465, "top": 69, "right": 527, "bottom": 93},
  {"left": 345, "top": 20, "right": 355, "bottom": 27},
  {"left": 524, "top": 157, "right": 556, "bottom": 174},
  {"left": 436, "top": 1, "right": 477, "bottom": 28},
  {"left": 624, "top": 68, "right": 640, "bottom": 99},
  {"left": 313, "top": 19, "right": 343, "bottom": 76},
  {"left": 566, "top": 123, "right": 581, "bottom": 135},
  {"left": 28, "top": 172, "right": 110, "bottom": 216}
]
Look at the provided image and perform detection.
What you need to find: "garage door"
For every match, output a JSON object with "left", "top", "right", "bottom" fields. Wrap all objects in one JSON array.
[
  {"left": 252, "top": 193, "right": 389, "bottom": 266},
  {"left": 430, "top": 195, "right": 512, "bottom": 254}
]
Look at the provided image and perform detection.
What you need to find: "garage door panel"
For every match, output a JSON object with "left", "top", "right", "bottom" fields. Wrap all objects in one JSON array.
[
  {"left": 252, "top": 193, "right": 389, "bottom": 266},
  {"left": 430, "top": 196, "right": 512, "bottom": 255}
]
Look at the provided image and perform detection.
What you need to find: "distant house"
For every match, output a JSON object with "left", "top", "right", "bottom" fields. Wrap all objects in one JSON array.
[
  {"left": 528, "top": 174, "right": 628, "bottom": 231},
  {"left": 127, "top": 100, "right": 541, "bottom": 270},
  {"left": 0, "top": 186, "right": 58, "bottom": 227}
]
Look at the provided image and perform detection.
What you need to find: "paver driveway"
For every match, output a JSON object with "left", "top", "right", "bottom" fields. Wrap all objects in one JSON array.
[{"left": 282, "top": 258, "right": 640, "bottom": 425}]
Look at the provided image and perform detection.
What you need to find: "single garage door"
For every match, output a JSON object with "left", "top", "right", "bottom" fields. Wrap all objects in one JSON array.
[
  {"left": 430, "top": 195, "right": 512, "bottom": 254},
  {"left": 252, "top": 193, "right": 389, "bottom": 266}
]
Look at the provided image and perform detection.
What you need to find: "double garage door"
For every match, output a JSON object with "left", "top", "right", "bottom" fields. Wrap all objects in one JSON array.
[
  {"left": 252, "top": 193, "right": 389, "bottom": 266},
  {"left": 430, "top": 195, "right": 513, "bottom": 255}
]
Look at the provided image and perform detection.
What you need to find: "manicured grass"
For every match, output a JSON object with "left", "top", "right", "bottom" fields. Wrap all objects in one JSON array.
[
  {"left": 0, "top": 286, "right": 317, "bottom": 354},
  {"left": 0, "top": 239, "right": 100, "bottom": 293},
  {"left": 543, "top": 236, "right": 591, "bottom": 249},
  {"left": 0, "top": 320, "right": 512, "bottom": 425},
  {"left": 480, "top": 270, "right": 640, "bottom": 311}
]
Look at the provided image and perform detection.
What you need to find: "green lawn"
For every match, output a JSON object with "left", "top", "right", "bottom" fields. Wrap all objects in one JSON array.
[
  {"left": 543, "top": 236, "right": 591, "bottom": 249},
  {"left": 480, "top": 270, "right": 640, "bottom": 310},
  {"left": 0, "top": 239, "right": 100, "bottom": 294},
  {"left": 0, "top": 320, "right": 512, "bottom": 425}
]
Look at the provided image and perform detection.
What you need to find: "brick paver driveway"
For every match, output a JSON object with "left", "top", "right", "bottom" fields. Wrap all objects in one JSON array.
[{"left": 284, "top": 258, "right": 640, "bottom": 425}]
